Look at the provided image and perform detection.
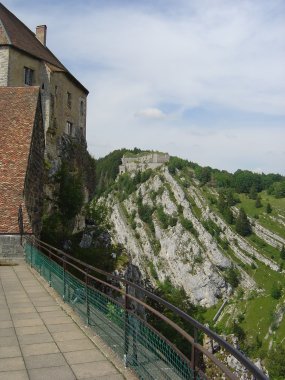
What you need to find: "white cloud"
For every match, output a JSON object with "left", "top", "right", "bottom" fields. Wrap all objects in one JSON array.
[
  {"left": 9, "top": 0, "right": 285, "bottom": 174},
  {"left": 135, "top": 108, "right": 166, "bottom": 120}
]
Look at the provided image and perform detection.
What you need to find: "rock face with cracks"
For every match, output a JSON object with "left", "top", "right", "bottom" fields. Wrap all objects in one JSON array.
[{"left": 99, "top": 165, "right": 283, "bottom": 308}]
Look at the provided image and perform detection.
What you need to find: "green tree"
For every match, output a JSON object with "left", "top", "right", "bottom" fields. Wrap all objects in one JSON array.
[
  {"left": 280, "top": 245, "right": 285, "bottom": 260},
  {"left": 236, "top": 208, "right": 252, "bottom": 236},
  {"left": 266, "top": 203, "right": 272, "bottom": 214},
  {"left": 57, "top": 163, "right": 84, "bottom": 222},
  {"left": 156, "top": 205, "right": 169, "bottom": 229},
  {"left": 267, "top": 345, "right": 285, "bottom": 379},
  {"left": 271, "top": 283, "right": 282, "bottom": 300},
  {"left": 218, "top": 193, "right": 227, "bottom": 213},
  {"left": 255, "top": 196, "right": 262, "bottom": 208},
  {"left": 270, "top": 180, "right": 285, "bottom": 198},
  {"left": 195, "top": 166, "right": 211, "bottom": 185},
  {"left": 232, "top": 170, "right": 261, "bottom": 193},
  {"left": 249, "top": 185, "right": 257, "bottom": 200},
  {"left": 212, "top": 170, "right": 232, "bottom": 188},
  {"left": 224, "top": 207, "right": 234, "bottom": 224},
  {"left": 168, "top": 156, "right": 189, "bottom": 174},
  {"left": 225, "top": 267, "right": 240, "bottom": 288},
  {"left": 232, "top": 321, "right": 245, "bottom": 340},
  {"left": 95, "top": 149, "right": 127, "bottom": 195},
  {"left": 180, "top": 217, "right": 194, "bottom": 233}
]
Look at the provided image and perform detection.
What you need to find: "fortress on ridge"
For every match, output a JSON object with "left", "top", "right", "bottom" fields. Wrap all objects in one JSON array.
[
  {"left": 0, "top": 3, "right": 89, "bottom": 256},
  {"left": 119, "top": 152, "right": 170, "bottom": 174}
]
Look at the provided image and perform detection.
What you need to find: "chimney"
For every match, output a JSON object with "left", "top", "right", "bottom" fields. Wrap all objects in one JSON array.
[{"left": 36, "top": 25, "right": 47, "bottom": 46}]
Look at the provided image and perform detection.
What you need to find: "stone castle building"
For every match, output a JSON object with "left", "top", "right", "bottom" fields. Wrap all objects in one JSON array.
[
  {"left": 0, "top": 3, "right": 88, "bottom": 157},
  {"left": 0, "top": 3, "right": 89, "bottom": 255},
  {"left": 119, "top": 152, "right": 170, "bottom": 174}
]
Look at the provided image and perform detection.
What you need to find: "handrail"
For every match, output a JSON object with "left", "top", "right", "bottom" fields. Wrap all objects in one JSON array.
[{"left": 25, "top": 236, "right": 268, "bottom": 380}]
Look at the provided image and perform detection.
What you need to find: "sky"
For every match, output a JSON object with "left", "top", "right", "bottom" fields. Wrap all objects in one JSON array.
[{"left": 6, "top": 0, "right": 285, "bottom": 174}]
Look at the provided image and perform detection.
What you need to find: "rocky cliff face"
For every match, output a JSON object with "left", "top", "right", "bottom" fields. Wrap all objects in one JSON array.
[
  {"left": 98, "top": 165, "right": 284, "bottom": 309},
  {"left": 41, "top": 136, "right": 96, "bottom": 242}
]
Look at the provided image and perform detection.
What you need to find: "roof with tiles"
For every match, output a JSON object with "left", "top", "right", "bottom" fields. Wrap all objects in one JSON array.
[
  {"left": 0, "top": 3, "right": 88, "bottom": 93},
  {"left": 0, "top": 86, "right": 40, "bottom": 233}
]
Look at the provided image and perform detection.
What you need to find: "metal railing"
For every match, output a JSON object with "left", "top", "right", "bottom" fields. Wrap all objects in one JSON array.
[{"left": 24, "top": 237, "right": 268, "bottom": 380}]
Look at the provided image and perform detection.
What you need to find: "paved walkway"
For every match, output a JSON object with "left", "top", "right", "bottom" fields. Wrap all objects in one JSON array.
[{"left": 0, "top": 262, "right": 135, "bottom": 380}]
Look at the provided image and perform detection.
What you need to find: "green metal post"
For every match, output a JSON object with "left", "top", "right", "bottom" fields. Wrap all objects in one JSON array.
[
  {"left": 191, "top": 327, "right": 198, "bottom": 379},
  {"left": 124, "top": 283, "right": 129, "bottom": 368},
  {"left": 63, "top": 255, "right": 66, "bottom": 300},
  {"left": 30, "top": 243, "right": 33, "bottom": 268},
  {"left": 48, "top": 252, "right": 52, "bottom": 286},
  {"left": 85, "top": 268, "right": 90, "bottom": 325}
]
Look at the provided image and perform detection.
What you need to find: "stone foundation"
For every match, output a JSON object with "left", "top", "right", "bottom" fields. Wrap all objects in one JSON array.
[{"left": 0, "top": 235, "right": 25, "bottom": 259}]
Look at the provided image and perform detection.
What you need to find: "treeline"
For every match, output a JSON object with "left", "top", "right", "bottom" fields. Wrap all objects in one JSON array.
[
  {"left": 196, "top": 167, "right": 284, "bottom": 196},
  {"left": 95, "top": 148, "right": 143, "bottom": 196},
  {"left": 95, "top": 149, "right": 127, "bottom": 196},
  {"left": 168, "top": 156, "right": 285, "bottom": 197},
  {"left": 95, "top": 150, "right": 285, "bottom": 199}
]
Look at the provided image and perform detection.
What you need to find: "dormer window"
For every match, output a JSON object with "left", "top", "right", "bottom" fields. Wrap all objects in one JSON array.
[
  {"left": 24, "top": 67, "right": 34, "bottom": 86},
  {"left": 67, "top": 92, "right": 72, "bottom": 108}
]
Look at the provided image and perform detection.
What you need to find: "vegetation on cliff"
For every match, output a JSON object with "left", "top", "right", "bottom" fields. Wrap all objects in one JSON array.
[
  {"left": 41, "top": 147, "right": 285, "bottom": 378},
  {"left": 91, "top": 149, "right": 285, "bottom": 378}
]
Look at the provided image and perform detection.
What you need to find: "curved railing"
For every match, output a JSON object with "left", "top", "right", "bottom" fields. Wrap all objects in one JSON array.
[{"left": 24, "top": 237, "right": 268, "bottom": 380}]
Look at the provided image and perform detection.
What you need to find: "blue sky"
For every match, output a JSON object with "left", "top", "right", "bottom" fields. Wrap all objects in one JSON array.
[{"left": 6, "top": 0, "right": 285, "bottom": 174}]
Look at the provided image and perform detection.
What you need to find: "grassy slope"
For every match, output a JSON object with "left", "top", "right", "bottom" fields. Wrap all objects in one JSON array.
[
  {"left": 93, "top": 152, "right": 285, "bottom": 369},
  {"left": 199, "top": 184, "right": 285, "bottom": 363},
  {"left": 237, "top": 192, "right": 285, "bottom": 239}
]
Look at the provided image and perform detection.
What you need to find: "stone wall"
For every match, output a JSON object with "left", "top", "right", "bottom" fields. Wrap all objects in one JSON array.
[
  {"left": 121, "top": 153, "right": 169, "bottom": 165},
  {"left": 6, "top": 47, "right": 87, "bottom": 159},
  {"left": 119, "top": 153, "right": 170, "bottom": 174},
  {"left": 0, "top": 47, "right": 8, "bottom": 85},
  {"left": 24, "top": 95, "right": 45, "bottom": 237},
  {"left": 8, "top": 48, "right": 42, "bottom": 86},
  {"left": 0, "top": 235, "right": 25, "bottom": 258}
]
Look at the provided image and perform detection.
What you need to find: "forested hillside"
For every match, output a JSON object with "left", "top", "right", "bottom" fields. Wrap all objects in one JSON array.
[
  {"left": 91, "top": 151, "right": 285, "bottom": 379},
  {"left": 41, "top": 149, "right": 285, "bottom": 378}
]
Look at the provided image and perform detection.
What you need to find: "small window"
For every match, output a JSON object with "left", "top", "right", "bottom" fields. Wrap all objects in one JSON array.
[
  {"left": 67, "top": 92, "right": 72, "bottom": 108},
  {"left": 66, "top": 121, "right": 73, "bottom": 136},
  {"left": 24, "top": 67, "right": 34, "bottom": 86},
  {"left": 50, "top": 94, "right": 54, "bottom": 114},
  {"left": 80, "top": 100, "right": 84, "bottom": 116}
]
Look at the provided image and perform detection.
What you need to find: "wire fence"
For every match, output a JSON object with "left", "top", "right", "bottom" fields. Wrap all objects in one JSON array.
[{"left": 24, "top": 238, "right": 268, "bottom": 380}]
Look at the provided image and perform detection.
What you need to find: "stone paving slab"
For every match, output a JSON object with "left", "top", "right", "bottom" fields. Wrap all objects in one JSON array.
[
  {"left": 0, "top": 262, "right": 137, "bottom": 380},
  {"left": 0, "top": 357, "right": 26, "bottom": 371},
  {"left": 64, "top": 349, "right": 106, "bottom": 365},
  {"left": 71, "top": 361, "right": 118, "bottom": 379},
  {"left": 28, "top": 366, "right": 76, "bottom": 380},
  {"left": 24, "top": 352, "right": 67, "bottom": 370}
]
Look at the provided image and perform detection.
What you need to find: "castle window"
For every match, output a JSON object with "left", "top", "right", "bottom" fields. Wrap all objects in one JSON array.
[
  {"left": 67, "top": 92, "right": 72, "bottom": 108},
  {"left": 66, "top": 121, "right": 73, "bottom": 136},
  {"left": 50, "top": 94, "right": 54, "bottom": 114},
  {"left": 24, "top": 67, "right": 34, "bottom": 86},
  {"left": 80, "top": 100, "right": 84, "bottom": 116}
]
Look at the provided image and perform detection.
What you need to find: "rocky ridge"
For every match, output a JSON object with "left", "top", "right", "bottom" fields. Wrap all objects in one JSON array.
[{"left": 99, "top": 165, "right": 284, "bottom": 308}]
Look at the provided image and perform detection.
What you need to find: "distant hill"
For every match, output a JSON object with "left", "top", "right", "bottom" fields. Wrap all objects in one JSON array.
[{"left": 91, "top": 149, "right": 285, "bottom": 378}]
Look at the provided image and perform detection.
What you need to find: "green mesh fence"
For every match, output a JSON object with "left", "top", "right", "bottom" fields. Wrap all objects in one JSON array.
[{"left": 25, "top": 243, "right": 205, "bottom": 380}]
